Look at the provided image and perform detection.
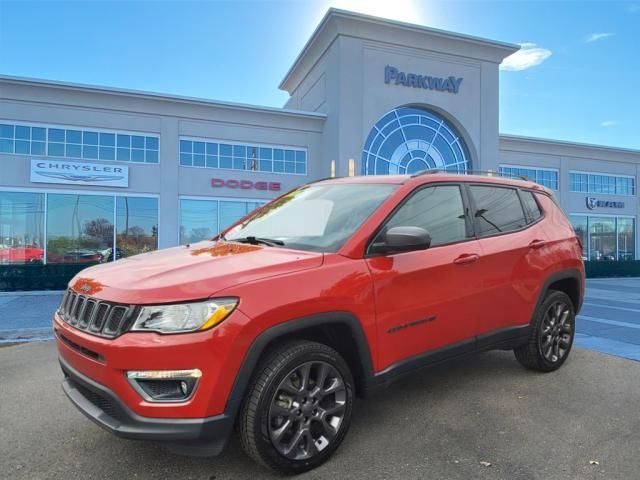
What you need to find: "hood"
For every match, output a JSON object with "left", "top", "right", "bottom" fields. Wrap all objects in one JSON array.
[{"left": 69, "top": 241, "right": 323, "bottom": 304}]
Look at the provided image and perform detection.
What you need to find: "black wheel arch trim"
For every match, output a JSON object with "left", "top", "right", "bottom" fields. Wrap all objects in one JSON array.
[
  {"left": 534, "top": 268, "right": 584, "bottom": 315},
  {"left": 225, "top": 312, "right": 375, "bottom": 416}
]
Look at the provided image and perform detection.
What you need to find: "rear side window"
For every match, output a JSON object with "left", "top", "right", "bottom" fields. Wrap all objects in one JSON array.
[
  {"left": 520, "top": 190, "right": 543, "bottom": 223},
  {"left": 470, "top": 185, "right": 527, "bottom": 236},
  {"left": 383, "top": 185, "right": 467, "bottom": 247}
]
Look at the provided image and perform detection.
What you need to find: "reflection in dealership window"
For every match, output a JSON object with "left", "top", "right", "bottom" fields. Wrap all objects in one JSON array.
[
  {"left": 115, "top": 197, "right": 158, "bottom": 260},
  {"left": 570, "top": 215, "right": 635, "bottom": 261},
  {"left": 0, "top": 192, "right": 45, "bottom": 264},
  {"left": 180, "top": 199, "right": 219, "bottom": 245},
  {"left": 617, "top": 218, "right": 635, "bottom": 260},
  {"left": 589, "top": 217, "right": 616, "bottom": 261},
  {"left": 569, "top": 215, "right": 588, "bottom": 260},
  {"left": 46, "top": 194, "right": 114, "bottom": 264},
  {"left": 220, "top": 201, "right": 264, "bottom": 230},
  {"left": 179, "top": 199, "right": 266, "bottom": 245}
]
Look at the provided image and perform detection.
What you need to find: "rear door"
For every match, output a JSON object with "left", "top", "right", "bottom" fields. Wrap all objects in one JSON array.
[
  {"left": 365, "top": 184, "right": 489, "bottom": 371},
  {"left": 468, "top": 184, "right": 550, "bottom": 336}
]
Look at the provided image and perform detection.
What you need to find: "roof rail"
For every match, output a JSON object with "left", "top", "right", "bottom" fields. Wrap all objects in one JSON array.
[
  {"left": 410, "top": 169, "right": 530, "bottom": 181},
  {"left": 305, "top": 176, "right": 342, "bottom": 185}
]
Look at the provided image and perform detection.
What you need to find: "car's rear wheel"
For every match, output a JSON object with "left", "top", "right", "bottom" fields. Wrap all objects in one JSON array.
[
  {"left": 514, "top": 290, "right": 575, "bottom": 372},
  {"left": 239, "top": 340, "right": 354, "bottom": 475}
]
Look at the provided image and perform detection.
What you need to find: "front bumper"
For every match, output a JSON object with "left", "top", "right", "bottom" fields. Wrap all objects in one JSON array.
[{"left": 60, "top": 357, "right": 234, "bottom": 456}]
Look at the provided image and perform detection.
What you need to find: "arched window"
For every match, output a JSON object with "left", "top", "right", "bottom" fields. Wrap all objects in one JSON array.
[{"left": 361, "top": 106, "right": 470, "bottom": 175}]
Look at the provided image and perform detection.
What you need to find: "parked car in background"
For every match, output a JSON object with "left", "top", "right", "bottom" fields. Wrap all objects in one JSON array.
[
  {"left": 0, "top": 245, "right": 44, "bottom": 264},
  {"left": 57, "top": 249, "right": 103, "bottom": 264},
  {"left": 100, "top": 247, "right": 126, "bottom": 262}
]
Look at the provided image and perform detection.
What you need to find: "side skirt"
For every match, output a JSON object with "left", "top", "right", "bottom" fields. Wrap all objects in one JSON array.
[{"left": 370, "top": 325, "right": 531, "bottom": 391}]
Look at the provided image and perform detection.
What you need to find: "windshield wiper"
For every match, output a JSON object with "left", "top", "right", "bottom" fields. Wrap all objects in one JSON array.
[{"left": 231, "top": 236, "right": 285, "bottom": 247}]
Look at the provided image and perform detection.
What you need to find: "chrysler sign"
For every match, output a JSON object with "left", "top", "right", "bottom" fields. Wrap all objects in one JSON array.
[
  {"left": 30, "top": 160, "right": 129, "bottom": 187},
  {"left": 384, "top": 65, "right": 463, "bottom": 94}
]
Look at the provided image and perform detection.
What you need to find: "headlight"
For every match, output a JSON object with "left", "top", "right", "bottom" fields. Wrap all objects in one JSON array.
[{"left": 131, "top": 298, "right": 238, "bottom": 334}]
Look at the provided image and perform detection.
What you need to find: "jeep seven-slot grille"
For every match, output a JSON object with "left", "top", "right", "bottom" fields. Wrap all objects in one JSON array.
[{"left": 58, "top": 289, "right": 134, "bottom": 338}]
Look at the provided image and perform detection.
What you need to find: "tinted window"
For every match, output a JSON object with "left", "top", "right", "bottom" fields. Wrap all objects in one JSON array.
[
  {"left": 520, "top": 191, "right": 542, "bottom": 223},
  {"left": 383, "top": 185, "right": 467, "bottom": 247},
  {"left": 470, "top": 186, "right": 527, "bottom": 236}
]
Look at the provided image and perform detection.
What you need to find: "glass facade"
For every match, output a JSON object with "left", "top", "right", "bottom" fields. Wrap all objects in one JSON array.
[
  {"left": 115, "top": 197, "right": 159, "bottom": 259},
  {"left": 180, "top": 198, "right": 265, "bottom": 245},
  {"left": 499, "top": 165, "right": 559, "bottom": 190},
  {"left": 0, "top": 192, "right": 45, "bottom": 264},
  {"left": 361, "top": 106, "right": 469, "bottom": 175},
  {"left": 46, "top": 194, "right": 115, "bottom": 264},
  {"left": 569, "top": 172, "right": 635, "bottom": 196},
  {"left": 0, "top": 191, "right": 158, "bottom": 265},
  {"left": 0, "top": 122, "right": 159, "bottom": 164},
  {"left": 569, "top": 215, "right": 636, "bottom": 261},
  {"left": 179, "top": 139, "right": 307, "bottom": 174}
]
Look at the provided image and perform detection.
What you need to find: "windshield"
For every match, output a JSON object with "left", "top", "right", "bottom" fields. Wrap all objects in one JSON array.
[{"left": 224, "top": 183, "right": 396, "bottom": 252}]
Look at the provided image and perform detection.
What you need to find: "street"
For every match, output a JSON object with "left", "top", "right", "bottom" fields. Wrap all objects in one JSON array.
[{"left": 574, "top": 278, "right": 640, "bottom": 361}]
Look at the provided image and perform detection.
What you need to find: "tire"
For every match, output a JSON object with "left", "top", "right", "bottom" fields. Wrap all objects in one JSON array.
[
  {"left": 239, "top": 340, "right": 354, "bottom": 475},
  {"left": 514, "top": 290, "right": 575, "bottom": 372}
]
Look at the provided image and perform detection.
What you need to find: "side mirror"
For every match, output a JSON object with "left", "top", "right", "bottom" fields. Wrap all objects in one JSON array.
[{"left": 371, "top": 226, "right": 432, "bottom": 254}]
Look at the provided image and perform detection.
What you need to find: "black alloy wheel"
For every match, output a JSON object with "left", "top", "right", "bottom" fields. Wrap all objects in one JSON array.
[
  {"left": 539, "top": 301, "right": 573, "bottom": 363},
  {"left": 514, "top": 290, "right": 576, "bottom": 372},
  {"left": 239, "top": 341, "right": 354, "bottom": 475},
  {"left": 268, "top": 360, "right": 347, "bottom": 460}
]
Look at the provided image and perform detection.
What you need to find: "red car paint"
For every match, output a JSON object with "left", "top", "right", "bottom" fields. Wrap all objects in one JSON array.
[{"left": 55, "top": 173, "right": 584, "bottom": 448}]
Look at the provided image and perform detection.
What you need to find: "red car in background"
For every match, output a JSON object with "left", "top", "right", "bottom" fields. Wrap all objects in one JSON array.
[{"left": 0, "top": 245, "right": 44, "bottom": 264}]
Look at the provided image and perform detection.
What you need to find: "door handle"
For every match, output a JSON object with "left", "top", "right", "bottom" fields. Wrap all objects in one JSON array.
[
  {"left": 529, "top": 239, "right": 547, "bottom": 249},
  {"left": 453, "top": 253, "right": 480, "bottom": 265}
]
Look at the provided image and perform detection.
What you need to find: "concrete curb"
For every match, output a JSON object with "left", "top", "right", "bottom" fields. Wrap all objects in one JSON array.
[{"left": 0, "top": 291, "right": 65, "bottom": 297}]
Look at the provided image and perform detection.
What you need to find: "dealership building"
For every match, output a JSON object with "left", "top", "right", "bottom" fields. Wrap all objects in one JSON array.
[{"left": 1, "top": 8, "right": 638, "bottom": 289}]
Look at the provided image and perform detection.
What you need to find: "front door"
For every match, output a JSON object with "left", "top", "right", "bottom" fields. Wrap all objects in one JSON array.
[{"left": 365, "top": 184, "right": 489, "bottom": 371}]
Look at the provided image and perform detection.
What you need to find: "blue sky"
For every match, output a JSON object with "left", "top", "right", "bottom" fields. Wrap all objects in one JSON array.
[{"left": 1, "top": 0, "right": 638, "bottom": 149}]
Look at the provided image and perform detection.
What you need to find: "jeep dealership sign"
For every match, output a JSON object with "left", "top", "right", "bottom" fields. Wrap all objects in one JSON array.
[
  {"left": 30, "top": 160, "right": 129, "bottom": 187},
  {"left": 586, "top": 197, "right": 624, "bottom": 209}
]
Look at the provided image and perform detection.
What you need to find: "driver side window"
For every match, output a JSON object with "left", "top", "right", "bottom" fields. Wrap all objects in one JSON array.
[{"left": 384, "top": 185, "right": 468, "bottom": 247}]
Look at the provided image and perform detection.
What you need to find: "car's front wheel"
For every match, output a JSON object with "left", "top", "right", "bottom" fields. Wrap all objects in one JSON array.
[
  {"left": 239, "top": 340, "right": 354, "bottom": 475},
  {"left": 514, "top": 290, "right": 575, "bottom": 372}
]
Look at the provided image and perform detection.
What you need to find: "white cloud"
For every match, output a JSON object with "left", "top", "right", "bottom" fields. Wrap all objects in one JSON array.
[
  {"left": 586, "top": 32, "right": 615, "bottom": 43},
  {"left": 601, "top": 120, "right": 618, "bottom": 127},
  {"left": 500, "top": 43, "right": 552, "bottom": 71}
]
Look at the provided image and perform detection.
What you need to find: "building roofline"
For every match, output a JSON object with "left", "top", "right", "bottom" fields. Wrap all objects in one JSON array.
[
  {"left": 279, "top": 8, "right": 520, "bottom": 91},
  {"left": 499, "top": 133, "right": 640, "bottom": 156},
  {"left": 0, "top": 74, "right": 327, "bottom": 120}
]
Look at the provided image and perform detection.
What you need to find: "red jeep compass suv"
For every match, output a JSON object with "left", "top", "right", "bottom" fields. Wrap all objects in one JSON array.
[{"left": 55, "top": 172, "right": 584, "bottom": 474}]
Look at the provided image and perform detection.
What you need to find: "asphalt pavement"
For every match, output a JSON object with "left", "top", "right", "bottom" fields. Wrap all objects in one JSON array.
[
  {"left": 1, "top": 278, "right": 639, "bottom": 479},
  {"left": 1, "top": 341, "right": 639, "bottom": 479}
]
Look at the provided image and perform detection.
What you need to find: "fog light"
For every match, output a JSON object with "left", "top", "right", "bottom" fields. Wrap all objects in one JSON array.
[{"left": 126, "top": 369, "right": 201, "bottom": 402}]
